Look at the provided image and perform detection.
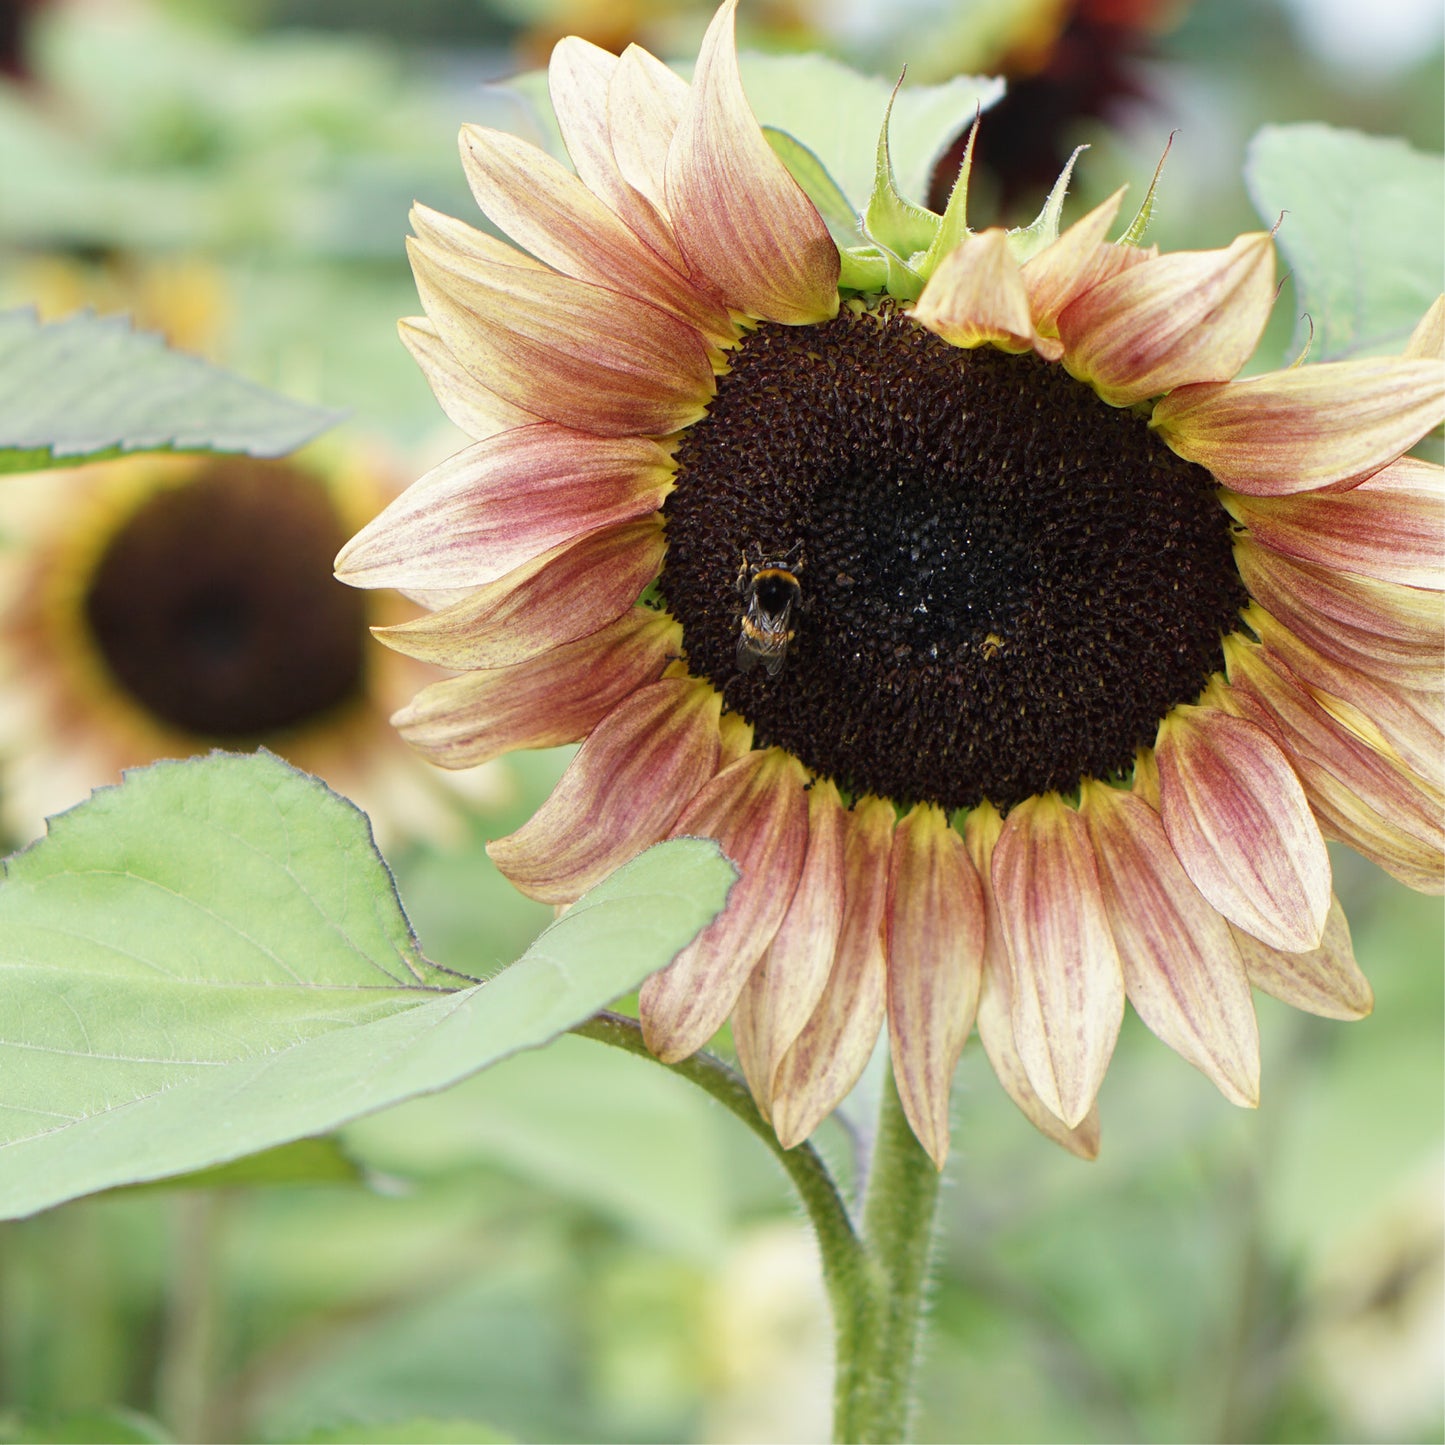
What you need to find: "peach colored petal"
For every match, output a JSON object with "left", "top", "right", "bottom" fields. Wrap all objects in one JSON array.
[
  {"left": 611, "top": 43, "right": 692, "bottom": 221},
  {"left": 1059, "top": 232, "right": 1275, "bottom": 406},
  {"left": 1236, "top": 536, "right": 1443, "bottom": 689},
  {"left": 1404, "top": 295, "right": 1445, "bottom": 360},
  {"left": 964, "top": 803, "right": 1101, "bottom": 1158},
  {"left": 1229, "top": 897, "right": 1373, "bottom": 1020},
  {"left": 398, "top": 316, "right": 541, "bottom": 440},
  {"left": 992, "top": 793, "right": 1124, "bottom": 1129},
  {"left": 731, "top": 779, "right": 847, "bottom": 1114},
  {"left": 459, "top": 125, "right": 733, "bottom": 346},
  {"left": 1155, "top": 704, "right": 1331, "bottom": 952},
  {"left": 1081, "top": 781, "right": 1260, "bottom": 1106},
  {"left": 1224, "top": 640, "right": 1443, "bottom": 893},
  {"left": 548, "top": 37, "right": 686, "bottom": 270},
  {"left": 409, "top": 201, "right": 547, "bottom": 272},
  {"left": 1224, "top": 456, "right": 1445, "bottom": 590},
  {"left": 374, "top": 518, "right": 665, "bottom": 669},
  {"left": 408, "top": 236, "right": 714, "bottom": 438},
  {"left": 1151, "top": 358, "right": 1445, "bottom": 495},
  {"left": 641, "top": 747, "right": 810, "bottom": 1062},
  {"left": 914, "top": 229, "right": 1048, "bottom": 355},
  {"left": 1250, "top": 607, "right": 1444, "bottom": 790},
  {"left": 771, "top": 795, "right": 894, "bottom": 1150},
  {"left": 487, "top": 676, "right": 721, "bottom": 904},
  {"left": 664, "top": 0, "right": 839, "bottom": 325},
  {"left": 335, "top": 426, "right": 672, "bottom": 591},
  {"left": 1020, "top": 187, "right": 1127, "bottom": 333},
  {"left": 394, "top": 608, "right": 676, "bottom": 769},
  {"left": 885, "top": 803, "right": 985, "bottom": 1168}
]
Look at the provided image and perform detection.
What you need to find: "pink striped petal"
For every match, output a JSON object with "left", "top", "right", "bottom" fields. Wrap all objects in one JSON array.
[
  {"left": 992, "top": 793, "right": 1124, "bottom": 1129},
  {"left": 374, "top": 519, "right": 665, "bottom": 668},
  {"left": 1404, "top": 295, "right": 1445, "bottom": 360},
  {"left": 1225, "top": 641, "right": 1443, "bottom": 893},
  {"left": 1021, "top": 188, "right": 1128, "bottom": 330},
  {"left": 398, "top": 316, "right": 540, "bottom": 440},
  {"left": 914, "top": 229, "right": 1046, "bottom": 355},
  {"left": 964, "top": 804, "right": 1101, "bottom": 1157},
  {"left": 1155, "top": 705, "right": 1331, "bottom": 952},
  {"left": 1059, "top": 232, "right": 1275, "bottom": 405},
  {"left": 409, "top": 201, "right": 547, "bottom": 272},
  {"left": 1225, "top": 455, "right": 1445, "bottom": 590},
  {"left": 771, "top": 795, "right": 894, "bottom": 1150},
  {"left": 1151, "top": 358, "right": 1445, "bottom": 495},
  {"left": 459, "top": 125, "right": 733, "bottom": 345},
  {"left": 393, "top": 608, "right": 676, "bottom": 769},
  {"left": 408, "top": 237, "right": 714, "bottom": 438},
  {"left": 334, "top": 425, "right": 671, "bottom": 590},
  {"left": 1248, "top": 609, "right": 1444, "bottom": 792},
  {"left": 885, "top": 803, "right": 986, "bottom": 1167},
  {"left": 641, "top": 748, "right": 810, "bottom": 1062},
  {"left": 731, "top": 779, "right": 847, "bottom": 1114},
  {"left": 1081, "top": 782, "right": 1260, "bottom": 1106},
  {"left": 611, "top": 43, "right": 692, "bottom": 222},
  {"left": 664, "top": 0, "right": 839, "bottom": 324},
  {"left": 1236, "top": 536, "right": 1443, "bottom": 688},
  {"left": 487, "top": 676, "right": 722, "bottom": 904},
  {"left": 1229, "top": 897, "right": 1373, "bottom": 1020}
]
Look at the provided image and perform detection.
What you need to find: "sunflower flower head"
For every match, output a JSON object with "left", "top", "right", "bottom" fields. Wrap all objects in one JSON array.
[{"left": 338, "top": 0, "right": 1445, "bottom": 1165}]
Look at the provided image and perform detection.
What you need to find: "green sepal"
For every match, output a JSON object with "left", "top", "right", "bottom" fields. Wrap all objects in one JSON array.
[
  {"left": 863, "top": 77, "right": 942, "bottom": 297},
  {"left": 915, "top": 115, "right": 979, "bottom": 282},
  {"left": 1007, "top": 144, "right": 1089, "bottom": 264},
  {"left": 838, "top": 248, "right": 892, "bottom": 293},
  {"left": 1120, "top": 133, "right": 1175, "bottom": 247}
]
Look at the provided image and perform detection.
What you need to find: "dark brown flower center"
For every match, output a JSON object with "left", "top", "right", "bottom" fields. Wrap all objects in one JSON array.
[
  {"left": 659, "top": 304, "right": 1248, "bottom": 811},
  {"left": 83, "top": 458, "right": 368, "bottom": 738}
]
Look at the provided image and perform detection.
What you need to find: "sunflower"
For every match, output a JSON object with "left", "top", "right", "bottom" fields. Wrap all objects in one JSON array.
[
  {"left": 0, "top": 445, "right": 492, "bottom": 850},
  {"left": 336, "top": 0, "right": 1445, "bottom": 1165}
]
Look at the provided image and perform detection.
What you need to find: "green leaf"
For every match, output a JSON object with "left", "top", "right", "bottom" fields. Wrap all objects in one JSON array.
[
  {"left": 297, "top": 1421, "right": 511, "bottom": 1445},
  {"left": 0, "top": 1410, "right": 170, "bottom": 1444},
  {"left": 0, "top": 752, "right": 736, "bottom": 1219},
  {"left": 0, "top": 309, "right": 343, "bottom": 474},
  {"left": 764, "top": 126, "right": 862, "bottom": 243},
  {"left": 103, "top": 1137, "right": 367, "bottom": 1197},
  {"left": 1244, "top": 125, "right": 1445, "bottom": 361}
]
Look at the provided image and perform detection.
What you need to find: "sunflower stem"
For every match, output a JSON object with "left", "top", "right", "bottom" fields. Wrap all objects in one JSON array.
[
  {"left": 571, "top": 1011, "right": 880, "bottom": 1425},
  {"left": 845, "top": 1067, "right": 943, "bottom": 1444}
]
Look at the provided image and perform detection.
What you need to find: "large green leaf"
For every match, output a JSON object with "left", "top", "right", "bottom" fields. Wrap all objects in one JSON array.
[
  {"left": 0, "top": 752, "right": 735, "bottom": 1219},
  {"left": 0, "top": 309, "right": 343, "bottom": 473},
  {"left": 1244, "top": 125, "right": 1445, "bottom": 361}
]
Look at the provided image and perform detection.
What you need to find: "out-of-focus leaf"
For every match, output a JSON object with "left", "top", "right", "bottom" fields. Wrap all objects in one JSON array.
[
  {"left": 103, "top": 1138, "right": 368, "bottom": 1198},
  {"left": 0, "top": 752, "right": 735, "bottom": 1219},
  {"left": 1245, "top": 125, "right": 1445, "bottom": 361},
  {"left": 298, "top": 1420, "right": 511, "bottom": 1444},
  {"left": 0, "top": 309, "right": 342, "bottom": 473},
  {"left": 0, "top": 1409, "right": 170, "bottom": 1443}
]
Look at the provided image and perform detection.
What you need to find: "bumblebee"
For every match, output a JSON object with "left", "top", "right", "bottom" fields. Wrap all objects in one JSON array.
[{"left": 736, "top": 552, "right": 803, "bottom": 677}]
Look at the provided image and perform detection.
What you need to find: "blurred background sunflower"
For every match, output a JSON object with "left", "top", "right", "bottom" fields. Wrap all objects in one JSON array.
[{"left": 0, "top": 2, "right": 1439, "bottom": 1443}]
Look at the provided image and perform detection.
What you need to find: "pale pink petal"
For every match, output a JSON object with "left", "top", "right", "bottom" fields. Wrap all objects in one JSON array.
[
  {"left": 393, "top": 608, "right": 676, "bottom": 769},
  {"left": 408, "top": 236, "right": 714, "bottom": 438},
  {"left": 459, "top": 125, "right": 733, "bottom": 345},
  {"left": 1155, "top": 705, "right": 1331, "bottom": 952},
  {"left": 1236, "top": 536, "right": 1442, "bottom": 688},
  {"left": 964, "top": 803, "right": 1101, "bottom": 1158},
  {"left": 1021, "top": 188, "right": 1128, "bottom": 332},
  {"left": 548, "top": 37, "right": 686, "bottom": 269},
  {"left": 398, "top": 316, "right": 540, "bottom": 440},
  {"left": 487, "top": 676, "right": 721, "bottom": 904},
  {"left": 334, "top": 425, "right": 671, "bottom": 590},
  {"left": 641, "top": 748, "right": 809, "bottom": 1062},
  {"left": 664, "top": 0, "right": 839, "bottom": 324},
  {"left": 731, "top": 779, "right": 847, "bottom": 1114},
  {"left": 914, "top": 229, "right": 1047, "bottom": 355},
  {"left": 771, "top": 795, "right": 894, "bottom": 1150},
  {"left": 1151, "top": 358, "right": 1445, "bottom": 495},
  {"left": 885, "top": 803, "right": 985, "bottom": 1168},
  {"left": 1059, "top": 233, "right": 1276, "bottom": 405},
  {"left": 374, "top": 518, "right": 665, "bottom": 669},
  {"left": 1225, "top": 641, "right": 1443, "bottom": 893},
  {"left": 1224, "top": 456, "right": 1445, "bottom": 590},
  {"left": 1081, "top": 781, "right": 1260, "bottom": 1106},
  {"left": 1403, "top": 295, "right": 1445, "bottom": 360},
  {"left": 1229, "top": 897, "right": 1373, "bottom": 1020},
  {"left": 992, "top": 793, "right": 1124, "bottom": 1129},
  {"left": 610, "top": 43, "right": 692, "bottom": 221},
  {"left": 409, "top": 201, "right": 547, "bottom": 272}
]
